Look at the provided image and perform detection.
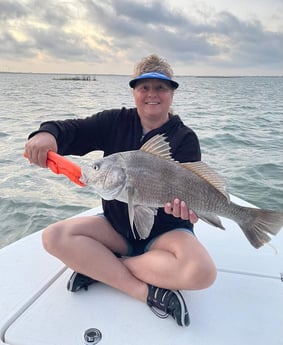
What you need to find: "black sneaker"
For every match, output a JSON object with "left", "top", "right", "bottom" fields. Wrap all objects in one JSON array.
[
  {"left": 67, "top": 252, "right": 122, "bottom": 292},
  {"left": 147, "top": 285, "right": 190, "bottom": 326},
  {"left": 67, "top": 272, "right": 97, "bottom": 292}
]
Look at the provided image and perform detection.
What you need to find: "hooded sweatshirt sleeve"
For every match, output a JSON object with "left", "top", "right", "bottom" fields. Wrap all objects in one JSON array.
[{"left": 28, "top": 109, "right": 125, "bottom": 156}]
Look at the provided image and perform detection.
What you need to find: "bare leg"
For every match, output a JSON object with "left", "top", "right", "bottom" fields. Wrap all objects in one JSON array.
[
  {"left": 42, "top": 216, "right": 148, "bottom": 302},
  {"left": 122, "top": 230, "right": 217, "bottom": 290},
  {"left": 42, "top": 217, "right": 216, "bottom": 300}
]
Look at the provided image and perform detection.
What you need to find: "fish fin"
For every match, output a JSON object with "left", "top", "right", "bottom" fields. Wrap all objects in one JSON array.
[
  {"left": 199, "top": 214, "right": 226, "bottom": 230},
  {"left": 134, "top": 206, "right": 157, "bottom": 239},
  {"left": 237, "top": 208, "right": 283, "bottom": 249},
  {"left": 127, "top": 184, "right": 136, "bottom": 239},
  {"left": 140, "top": 134, "right": 174, "bottom": 161},
  {"left": 181, "top": 161, "right": 230, "bottom": 201}
]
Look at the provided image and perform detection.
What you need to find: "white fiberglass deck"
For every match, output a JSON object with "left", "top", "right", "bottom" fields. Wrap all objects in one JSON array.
[{"left": 1, "top": 196, "right": 282, "bottom": 345}]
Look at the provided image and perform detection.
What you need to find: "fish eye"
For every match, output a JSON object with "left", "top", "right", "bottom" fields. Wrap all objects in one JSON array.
[{"left": 92, "top": 163, "right": 100, "bottom": 171}]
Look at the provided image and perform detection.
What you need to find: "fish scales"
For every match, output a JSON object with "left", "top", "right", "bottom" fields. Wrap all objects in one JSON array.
[
  {"left": 123, "top": 150, "right": 224, "bottom": 212},
  {"left": 81, "top": 134, "right": 283, "bottom": 248}
]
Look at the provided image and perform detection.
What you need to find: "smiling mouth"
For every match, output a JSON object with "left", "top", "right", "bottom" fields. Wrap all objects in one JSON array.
[{"left": 145, "top": 102, "right": 160, "bottom": 105}]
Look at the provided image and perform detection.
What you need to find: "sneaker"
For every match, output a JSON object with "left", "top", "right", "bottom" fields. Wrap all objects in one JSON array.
[
  {"left": 67, "top": 272, "right": 97, "bottom": 292},
  {"left": 67, "top": 252, "right": 122, "bottom": 292},
  {"left": 147, "top": 285, "right": 190, "bottom": 326}
]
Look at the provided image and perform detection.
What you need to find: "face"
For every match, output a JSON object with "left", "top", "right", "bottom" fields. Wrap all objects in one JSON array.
[{"left": 133, "top": 79, "right": 174, "bottom": 123}]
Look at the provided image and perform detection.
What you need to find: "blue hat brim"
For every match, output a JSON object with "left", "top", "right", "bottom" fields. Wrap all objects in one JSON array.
[{"left": 129, "top": 72, "right": 179, "bottom": 89}]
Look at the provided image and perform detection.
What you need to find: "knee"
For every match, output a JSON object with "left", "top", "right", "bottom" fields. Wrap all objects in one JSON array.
[
  {"left": 183, "top": 260, "right": 217, "bottom": 290},
  {"left": 196, "top": 262, "right": 217, "bottom": 289},
  {"left": 42, "top": 222, "right": 64, "bottom": 256}
]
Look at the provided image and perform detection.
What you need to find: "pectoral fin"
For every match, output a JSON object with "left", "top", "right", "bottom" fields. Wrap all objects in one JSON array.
[
  {"left": 127, "top": 184, "right": 136, "bottom": 238},
  {"left": 127, "top": 184, "right": 156, "bottom": 239},
  {"left": 134, "top": 206, "right": 157, "bottom": 239}
]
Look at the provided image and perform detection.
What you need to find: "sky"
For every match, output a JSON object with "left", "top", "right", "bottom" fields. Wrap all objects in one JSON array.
[{"left": 0, "top": 0, "right": 283, "bottom": 75}]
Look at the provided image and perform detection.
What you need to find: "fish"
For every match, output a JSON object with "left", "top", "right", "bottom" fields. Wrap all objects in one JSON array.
[{"left": 80, "top": 134, "right": 283, "bottom": 248}]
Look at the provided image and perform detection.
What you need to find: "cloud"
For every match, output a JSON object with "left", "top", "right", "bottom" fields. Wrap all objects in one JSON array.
[
  {"left": 0, "top": 0, "right": 102, "bottom": 62},
  {"left": 0, "top": 0, "right": 282, "bottom": 74},
  {"left": 81, "top": 0, "right": 222, "bottom": 60},
  {"left": 209, "top": 11, "right": 283, "bottom": 68},
  {"left": 29, "top": 27, "right": 100, "bottom": 61},
  {"left": 81, "top": 0, "right": 283, "bottom": 70},
  {"left": 0, "top": 0, "right": 28, "bottom": 20},
  {"left": 0, "top": 31, "right": 35, "bottom": 58}
]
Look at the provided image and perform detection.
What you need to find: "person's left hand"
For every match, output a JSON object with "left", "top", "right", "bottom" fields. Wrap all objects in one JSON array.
[{"left": 164, "top": 198, "right": 198, "bottom": 223}]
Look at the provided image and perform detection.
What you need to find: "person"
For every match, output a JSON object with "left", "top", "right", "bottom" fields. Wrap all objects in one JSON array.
[{"left": 25, "top": 54, "right": 216, "bottom": 327}]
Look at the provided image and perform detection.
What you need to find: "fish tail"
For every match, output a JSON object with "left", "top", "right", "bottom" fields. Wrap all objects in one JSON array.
[{"left": 238, "top": 208, "right": 283, "bottom": 249}]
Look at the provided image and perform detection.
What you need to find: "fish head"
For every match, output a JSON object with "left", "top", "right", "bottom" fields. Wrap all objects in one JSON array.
[{"left": 80, "top": 155, "right": 126, "bottom": 200}]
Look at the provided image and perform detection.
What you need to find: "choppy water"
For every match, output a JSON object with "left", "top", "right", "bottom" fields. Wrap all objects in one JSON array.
[{"left": 0, "top": 73, "right": 282, "bottom": 248}]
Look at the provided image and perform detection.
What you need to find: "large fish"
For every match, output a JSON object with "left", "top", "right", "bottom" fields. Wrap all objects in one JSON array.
[{"left": 80, "top": 134, "right": 283, "bottom": 248}]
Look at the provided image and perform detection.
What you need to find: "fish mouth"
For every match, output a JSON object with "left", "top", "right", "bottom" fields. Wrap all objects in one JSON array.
[{"left": 80, "top": 167, "right": 90, "bottom": 185}]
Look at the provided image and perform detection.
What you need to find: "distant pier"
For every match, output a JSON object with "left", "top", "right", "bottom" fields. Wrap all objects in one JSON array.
[{"left": 53, "top": 75, "right": 96, "bottom": 81}]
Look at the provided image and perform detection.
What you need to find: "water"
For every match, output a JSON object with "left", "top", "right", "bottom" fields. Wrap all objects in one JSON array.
[{"left": 0, "top": 74, "right": 282, "bottom": 248}]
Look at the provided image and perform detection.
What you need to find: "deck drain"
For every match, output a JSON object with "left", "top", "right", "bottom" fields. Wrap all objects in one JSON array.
[{"left": 82, "top": 328, "right": 102, "bottom": 344}]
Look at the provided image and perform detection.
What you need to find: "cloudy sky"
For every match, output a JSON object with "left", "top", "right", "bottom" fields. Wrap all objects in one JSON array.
[{"left": 1, "top": 0, "right": 283, "bottom": 75}]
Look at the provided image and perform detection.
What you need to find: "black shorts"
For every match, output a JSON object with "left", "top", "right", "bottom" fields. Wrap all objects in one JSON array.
[{"left": 97, "top": 213, "right": 194, "bottom": 256}]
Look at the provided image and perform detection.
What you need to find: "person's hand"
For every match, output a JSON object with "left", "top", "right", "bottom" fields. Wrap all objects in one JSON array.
[
  {"left": 25, "top": 132, "right": 58, "bottom": 168},
  {"left": 164, "top": 198, "right": 198, "bottom": 224}
]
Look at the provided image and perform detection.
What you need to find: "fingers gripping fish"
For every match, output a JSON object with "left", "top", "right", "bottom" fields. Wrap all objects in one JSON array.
[{"left": 80, "top": 134, "right": 283, "bottom": 249}]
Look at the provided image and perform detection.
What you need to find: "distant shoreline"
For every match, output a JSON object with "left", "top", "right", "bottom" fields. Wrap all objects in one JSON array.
[{"left": 0, "top": 71, "right": 282, "bottom": 78}]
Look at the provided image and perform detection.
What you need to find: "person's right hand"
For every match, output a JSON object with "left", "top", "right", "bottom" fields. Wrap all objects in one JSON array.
[{"left": 25, "top": 132, "right": 58, "bottom": 168}]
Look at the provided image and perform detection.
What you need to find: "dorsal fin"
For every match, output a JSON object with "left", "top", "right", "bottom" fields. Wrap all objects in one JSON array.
[
  {"left": 181, "top": 161, "right": 230, "bottom": 201},
  {"left": 141, "top": 135, "right": 229, "bottom": 201},
  {"left": 140, "top": 134, "right": 173, "bottom": 160}
]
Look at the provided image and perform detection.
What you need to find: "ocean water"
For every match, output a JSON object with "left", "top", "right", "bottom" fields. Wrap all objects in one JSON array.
[{"left": 0, "top": 73, "right": 282, "bottom": 248}]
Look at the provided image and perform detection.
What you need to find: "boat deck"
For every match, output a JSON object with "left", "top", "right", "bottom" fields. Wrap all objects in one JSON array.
[{"left": 1, "top": 196, "right": 283, "bottom": 345}]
